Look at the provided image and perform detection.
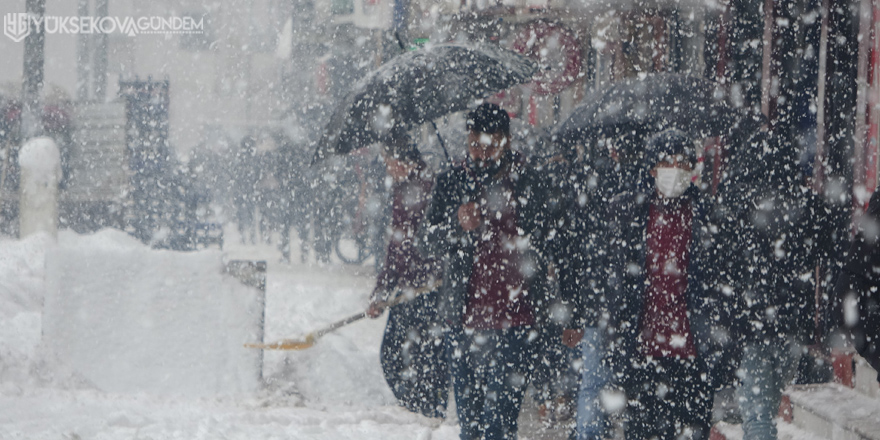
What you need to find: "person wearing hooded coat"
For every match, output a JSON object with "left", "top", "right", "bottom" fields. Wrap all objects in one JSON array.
[
  {"left": 367, "top": 131, "right": 446, "bottom": 419},
  {"left": 554, "top": 151, "right": 619, "bottom": 440},
  {"left": 602, "top": 129, "right": 719, "bottom": 440},
  {"left": 719, "top": 136, "right": 835, "bottom": 440},
  {"left": 420, "top": 103, "right": 556, "bottom": 440},
  {"left": 833, "top": 190, "right": 880, "bottom": 380}
]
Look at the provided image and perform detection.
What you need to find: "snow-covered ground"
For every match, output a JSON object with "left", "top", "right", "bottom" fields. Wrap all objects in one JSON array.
[
  {"left": 6, "top": 227, "right": 868, "bottom": 440},
  {"left": 0, "top": 229, "right": 463, "bottom": 439}
]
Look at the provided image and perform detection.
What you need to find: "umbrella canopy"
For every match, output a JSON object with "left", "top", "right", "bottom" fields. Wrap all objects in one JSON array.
[
  {"left": 553, "top": 73, "right": 763, "bottom": 150},
  {"left": 312, "top": 44, "right": 538, "bottom": 163}
]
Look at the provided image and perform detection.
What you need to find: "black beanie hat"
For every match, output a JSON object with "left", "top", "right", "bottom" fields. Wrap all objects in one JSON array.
[
  {"left": 646, "top": 129, "right": 697, "bottom": 166},
  {"left": 466, "top": 103, "right": 510, "bottom": 135}
]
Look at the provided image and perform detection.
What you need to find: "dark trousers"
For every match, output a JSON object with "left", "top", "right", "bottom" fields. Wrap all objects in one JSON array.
[
  {"left": 835, "top": 273, "right": 880, "bottom": 378},
  {"left": 449, "top": 326, "right": 533, "bottom": 440},
  {"left": 624, "top": 357, "right": 713, "bottom": 440}
]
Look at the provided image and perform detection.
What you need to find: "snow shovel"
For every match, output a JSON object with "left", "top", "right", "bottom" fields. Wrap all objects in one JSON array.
[{"left": 245, "top": 281, "right": 440, "bottom": 350}]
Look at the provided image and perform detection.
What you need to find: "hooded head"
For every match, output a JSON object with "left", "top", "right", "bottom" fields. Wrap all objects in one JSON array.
[
  {"left": 467, "top": 102, "right": 511, "bottom": 136},
  {"left": 383, "top": 124, "right": 412, "bottom": 153},
  {"left": 646, "top": 129, "right": 697, "bottom": 199},
  {"left": 647, "top": 129, "right": 697, "bottom": 167},
  {"left": 466, "top": 103, "right": 511, "bottom": 168},
  {"left": 382, "top": 129, "right": 423, "bottom": 183}
]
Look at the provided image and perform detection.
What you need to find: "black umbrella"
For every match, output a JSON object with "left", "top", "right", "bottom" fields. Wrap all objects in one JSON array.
[
  {"left": 553, "top": 73, "right": 763, "bottom": 150},
  {"left": 312, "top": 44, "right": 538, "bottom": 163}
]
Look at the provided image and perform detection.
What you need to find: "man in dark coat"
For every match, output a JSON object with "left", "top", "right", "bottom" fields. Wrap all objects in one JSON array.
[
  {"left": 603, "top": 129, "right": 718, "bottom": 440},
  {"left": 421, "top": 103, "right": 552, "bottom": 440},
  {"left": 834, "top": 190, "right": 880, "bottom": 379},
  {"left": 721, "top": 139, "right": 835, "bottom": 440},
  {"left": 555, "top": 153, "right": 618, "bottom": 440}
]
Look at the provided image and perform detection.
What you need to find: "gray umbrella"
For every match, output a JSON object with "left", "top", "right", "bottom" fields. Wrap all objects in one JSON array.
[
  {"left": 553, "top": 73, "right": 764, "bottom": 149},
  {"left": 312, "top": 44, "right": 538, "bottom": 162}
]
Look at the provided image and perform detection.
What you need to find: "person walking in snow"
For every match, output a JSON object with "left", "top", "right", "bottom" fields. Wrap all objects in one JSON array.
[
  {"left": 524, "top": 154, "right": 583, "bottom": 428},
  {"left": 721, "top": 139, "right": 835, "bottom": 440},
  {"left": 421, "top": 103, "right": 553, "bottom": 440},
  {"left": 555, "top": 151, "right": 620, "bottom": 440},
  {"left": 603, "top": 129, "right": 718, "bottom": 440},
  {"left": 366, "top": 128, "right": 446, "bottom": 418},
  {"left": 833, "top": 189, "right": 880, "bottom": 380},
  {"left": 233, "top": 135, "right": 259, "bottom": 245}
]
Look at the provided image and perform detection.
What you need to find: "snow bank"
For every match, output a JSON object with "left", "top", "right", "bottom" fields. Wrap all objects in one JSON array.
[
  {"left": 0, "top": 233, "right": 51, "bottom": 387},
  {"left": 42, "top": 229, "right": 264, "bottom": 396},
  {"left": 0, "top": 233, "right": 50, "bottom": 316},
  {"left": 18, "top": 137, "right": 61, "bottom": 176},
  {"left": 0, "top": 230, "right": 462, "bottom": 439}
]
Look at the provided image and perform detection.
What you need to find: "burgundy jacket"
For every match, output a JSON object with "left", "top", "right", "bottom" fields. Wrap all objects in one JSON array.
[{"left": 373, "top": 166, "right": 440, "bottom": 300}]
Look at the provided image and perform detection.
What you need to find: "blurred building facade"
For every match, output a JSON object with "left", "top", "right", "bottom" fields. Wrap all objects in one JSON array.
[
  {"left": 0, "top": 0, "right": 294, "bottom": 154},
  {"left": 0, "top": 0, "right": 874, "bottom": 243}
]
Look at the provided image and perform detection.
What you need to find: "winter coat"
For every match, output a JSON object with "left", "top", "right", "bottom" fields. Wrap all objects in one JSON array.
[
  {"left": 552, "top": 159, "right": 618, "bottom": 330},
  {"left": 712, "top": 134, "right": 835, "bottom": 345},
  {"left": 420, "top": 149, "right": 558, "bottom": 328},
  {"left": 722, "top": 185, "right": 833, "bottom": 344},
  {"left": 602, "top": 186, "right": 723, "bottom": 380},
  {"left": 373, "top": 165, "right": 440, "bottom": 298},
  {"left": 833, "top": 190, "right": 880, "bottom": 375},
  {"left": 837, "top": 191, "right": 880, "bottom": 285}
]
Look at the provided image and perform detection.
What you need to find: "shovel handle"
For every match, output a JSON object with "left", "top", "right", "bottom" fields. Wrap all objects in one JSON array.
[
  {"left": 246, "top": 281, "right": 442, "bottom": 350},
  {"left": 314, "top": 311, "right": 368, "bottom": 338}
]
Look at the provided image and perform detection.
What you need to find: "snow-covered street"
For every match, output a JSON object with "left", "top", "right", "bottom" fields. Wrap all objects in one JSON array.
[
  {"left": 0, "top": 387, "right": 451, "bottom": 440},
  {"left": 8, "top": 1, "right": 880, "bottom": 437},
  {"left": 0, "top": 230, "right": 467, "bottom": 439}
]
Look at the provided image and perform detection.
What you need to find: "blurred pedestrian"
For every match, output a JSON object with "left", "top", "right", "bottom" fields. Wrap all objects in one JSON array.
[
  {"left": 833, "top": 190, "right": 880, "bottom": 380},
  {"left": 287, "top": 142, "right": 316, "bottom": 263},
  {"left": 313, "top": 158, "right": 344, "bottom": 264},
  {"left": 255, "top": 142, "right": 282, "bottom": 245},
  {"left": 274, "top": 134, "right": 300, "bottom": 263},
  {"left": 523, "top": 154, "right": 580, "bottom": 427},
  {"left": 723, "top": 141, "right": 834, "bottom": 440},
  {"left": 421, "top": 103, "right": 552, "bottom": 440},
  {"left": 366, "top": 129, "right": 446, "bottom": 418},
  {"left": 603, "top": 129, "right": 717, "bottom": 440},
  {"left": 233, "top": 136, "right": 259, "bottom": 245},
  {"left": 556, "top": 152, "right": 618, "bottom": 440}
]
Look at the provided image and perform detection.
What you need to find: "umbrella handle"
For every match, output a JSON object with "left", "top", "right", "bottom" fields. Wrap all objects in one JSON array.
[
  {"left": 430, "top": 121, "right": 451, "bottom": 165},
  {"left": 391, "top": 33, "right": 451, "bottom": 166},
  {"left": 394, "top": 31, "right": 407, "bottom": 51}
]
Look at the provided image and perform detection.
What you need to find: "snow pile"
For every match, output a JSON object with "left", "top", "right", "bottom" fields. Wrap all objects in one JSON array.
[
  {"left": 0, "top": 230, "right": 462, "bottom": 439},
  {"left": 0, "top": 233, "right": 51, "bottom": 388},
  {"left": 43, "top": 229, "right": 264, "bottom": 396},
  {"left": 0, "top": 228, "right": 390, "bottom": 403},
  {"left": 0, "top": 233, "right": 50, "bottom": 315},
  {"left": 18, "top": 137, "right": 61, "bottom": 176}
]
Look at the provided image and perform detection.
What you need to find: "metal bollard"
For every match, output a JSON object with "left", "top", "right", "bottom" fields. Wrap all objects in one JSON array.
[{"left": 224, "top": 260, "right": 267, "bottom": 382}]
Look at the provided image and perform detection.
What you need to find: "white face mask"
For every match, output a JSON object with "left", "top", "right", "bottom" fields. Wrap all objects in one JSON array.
[{"left": 654, "top": 167, "right": 691, "bottom": 198}]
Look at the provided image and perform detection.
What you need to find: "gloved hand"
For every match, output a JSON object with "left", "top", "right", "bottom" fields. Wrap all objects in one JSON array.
[{"left": 367, "top": 287, "right": 390, "bottom": 318}]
